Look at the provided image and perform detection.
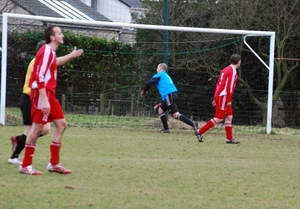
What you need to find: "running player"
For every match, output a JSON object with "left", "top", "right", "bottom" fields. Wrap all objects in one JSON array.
[{"left": 141, "top": 63, "right": 201, "bottom": 141}]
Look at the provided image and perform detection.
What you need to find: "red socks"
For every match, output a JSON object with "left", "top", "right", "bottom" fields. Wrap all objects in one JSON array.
[
  {"left": 224, "top": 123, "right": 233, "bottom": 140},
  {"left": 199, "top": 119, "right": 233, "bottom": 140},
  {"left": 22, "top": 144, "right": 36, "bottom": 168},
  {"left": 21, "top": 142, "right": 62, "bottom": 167},
  {"left": 199, "top": 119, "right": 216, "bottom": 135},
  {"left": 50, "top": 141, "right": 61, "bottom": 165}
]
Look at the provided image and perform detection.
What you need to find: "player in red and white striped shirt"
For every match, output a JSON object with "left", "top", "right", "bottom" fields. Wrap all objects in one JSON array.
[
  {"left": 19, "top": 26, "right": 83, "bottom": 175},
  {"left": 196, "top": 54, "right": 241, "bottom": 144}
]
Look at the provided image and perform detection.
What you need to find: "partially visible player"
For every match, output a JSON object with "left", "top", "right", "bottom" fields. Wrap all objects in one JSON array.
[
  {"left": 196, "top": 54, "right": 241, "bottom": 144},
  {"left": 8, "top": 41, "right": 83, "bottom": 165},
  {"left": 8, "top": 41, "right": 49, "bottom": 165},
  {"left": 141, "top": 63, "right": 201, "bottom": 141}
]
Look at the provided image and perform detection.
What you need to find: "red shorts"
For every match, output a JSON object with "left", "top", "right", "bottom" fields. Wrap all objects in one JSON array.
[
  {"left": 31, "top": 89, "right": 64, "bottom": 124},
  {"left": 214, "top": 95, "right": 233, "bottom": 119}
]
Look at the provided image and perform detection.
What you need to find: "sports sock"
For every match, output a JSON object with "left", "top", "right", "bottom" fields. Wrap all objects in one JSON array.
[
  {"left": 177, "top": 114, "right": 194, "bottom": 127},
  {"left": 10, "top": 134, "right": 26, "bottom": 159},
  {"left": 199, "top": 119, "right": 216, "bottom": 135},
  {"left": 21, "top": 144, "right": 36, "bottom": 168},
  {"left": 50, "top": 141, "right": 61, "bottom": 165},
  {"left": 224, "top": 123, "right": 233, "bottom": 140},
  {"left": 159, "top": 113, "right": 169, "bottom": 130}
]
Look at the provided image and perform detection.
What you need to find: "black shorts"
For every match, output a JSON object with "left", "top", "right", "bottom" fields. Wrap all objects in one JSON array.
[
  {"left": 19, "top": 93, "right": 32, "bottom": 125},
  {"left": 160, "top": 92, "right": 179, "bottom": 114}
]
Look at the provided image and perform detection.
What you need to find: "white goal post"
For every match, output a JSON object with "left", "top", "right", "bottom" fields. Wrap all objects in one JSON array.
[{"left": 1, "top": 13, "right": 275, "bottom": 134}]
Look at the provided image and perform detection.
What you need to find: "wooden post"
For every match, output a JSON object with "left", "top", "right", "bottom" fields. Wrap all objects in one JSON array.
[
  {"left": 111, "top": 100, "right": 115, "bottom": 115},
  {"left": 112, "top": 94, "right": 120, "bottom": 116},
  {"left": 108, "top": 99, "right": 111, "bottom": 115},
  {"left": 130, "top": 94, "right": 135, "bottom": 116},
  {"left": 62, "top": 94, "right": 66, "bottom": 112},
  {"left": 100, "top": 93, "right": 105, "bottom": 115},
  {"left": 136, "top": 93, "right": 141, "bottom": 117}
]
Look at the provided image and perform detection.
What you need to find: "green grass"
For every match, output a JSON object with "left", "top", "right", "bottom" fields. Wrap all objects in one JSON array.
[
  {"left": 5, "top": 107, "right": 272, "bottom": 134},
  {"left": 1, "top": 126, "right": 300, "bottom": 209}
]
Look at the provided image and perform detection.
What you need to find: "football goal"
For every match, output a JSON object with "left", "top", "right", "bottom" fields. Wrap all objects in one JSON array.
[{"left": 1, "top": 13, "right": 275, "bottom": 134}]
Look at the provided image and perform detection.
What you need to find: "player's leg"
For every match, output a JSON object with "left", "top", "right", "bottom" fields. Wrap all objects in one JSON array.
[
  {"left": 49, "top": 118, "right": 67, "bottom": 164},
  {"left": 166, "top": 93, "right": 201, "bottom": 141},
  {"left": 41, "top": 122, "right": 51, "bottom": 135},
  {"left": 198, "top": 96, "right": 225, "bottom": 138},
  {"left": 19, "top": 122, "right": 44, "bottom": 175},
  {"left": 224, "top": 107, "right": 240, "bottom": 144},
  {"left": 8, "top": 94, "right": 31, "bottom": 164},
  {"left": 8, "top": 135, "right": 23, "bottom": 164},
  {"left": 158, "top": 102, "right": 169, "bottom": 133},
  {"left": 19, "top": 91, "right": 45, "bottom": 175},
  {"left": 172, "top": 111, "right": 194, "bottom": 127},
  {"left": 8, "top": 126, "right": 30, "bottom": 164},
  {"left": 167, "top": 92, "right": 194, "bottom": 127},
  {"left": 47, "top": 118, "right": 71, "bottom": 174},
  {"left": 9, "top": 123, "right": 50, "bottom": 164},
  {"left": 46, "top": 95, "right": 71, "bottom": 174},
  {"left": 9, "top": 93, "right": 51, "bottom": 164},
  {"left": 10, "top": 135, "right": 18, "bottom": 152},
  {"left": 172, "top": 109, "right": 202, "bottom": 142}
]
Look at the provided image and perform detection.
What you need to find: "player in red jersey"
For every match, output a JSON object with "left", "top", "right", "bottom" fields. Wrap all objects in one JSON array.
[
  {"left": 8, "top": 41, "right": 83, "bottom": 165},
  {"left": 195, "top": 54, "right": 241, "bottom": 144},
  {"left": 19, "top": 26, "right": 81, "bottom": 175}
]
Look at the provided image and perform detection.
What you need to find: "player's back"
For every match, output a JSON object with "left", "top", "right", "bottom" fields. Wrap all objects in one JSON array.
[{"left": 214, "top": 65, "right": 237, "bottom": 98}]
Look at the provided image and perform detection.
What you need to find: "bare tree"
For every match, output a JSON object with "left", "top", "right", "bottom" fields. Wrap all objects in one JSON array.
[{"left": 210, "top": 0, "right": 300, "bottom": 124}]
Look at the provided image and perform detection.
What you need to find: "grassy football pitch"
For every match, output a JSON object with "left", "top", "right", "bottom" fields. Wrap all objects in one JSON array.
[{"left": 1, "top": 125, "right": 300, "bottom": 209}]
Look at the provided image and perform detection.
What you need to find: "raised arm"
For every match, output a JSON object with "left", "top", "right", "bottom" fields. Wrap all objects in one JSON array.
[{"left": 56, "top": 46, "right": 83, "bottom": 66}]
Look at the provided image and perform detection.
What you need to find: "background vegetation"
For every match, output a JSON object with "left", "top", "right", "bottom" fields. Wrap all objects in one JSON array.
[
  {"left": 1, "top": 0, "right": 300, "bottom": 127},
  {"left": 137, "top": 0, "right": 300, "bottom": 126}
]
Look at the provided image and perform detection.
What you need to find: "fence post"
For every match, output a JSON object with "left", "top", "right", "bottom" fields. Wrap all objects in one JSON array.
[
  {"left": 135, "top": 93, "right": 140, "bottom": 117},
  {"left": 111, "top": 101, "right": 115, "bottom": 115},
  {"left": 100, "top": 93, "right": 105, "bottom": 115},
  {"left": 62, "top": 94, "right": 66, "bottom": 112},
  {"left": 112, "top": 94, "right": 121, "bottom": 116},
  {"left": 108, "top": 99, "right": 111, "bottom": 115},
  {"left": 130, "top": 94, "right": 135, "bottom": 116}
]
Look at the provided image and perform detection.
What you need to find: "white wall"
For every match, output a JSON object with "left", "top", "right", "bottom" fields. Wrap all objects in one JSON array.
[
  {"left": 80, "top": 0, "right": 92, "bottom": 7},
  {"left": 97, "top": 0, "right": 132, "bottom": 23}
]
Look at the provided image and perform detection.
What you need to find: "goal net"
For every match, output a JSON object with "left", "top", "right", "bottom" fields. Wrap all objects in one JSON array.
[{"left": 1, "top": 13, "right": 275, "bottom": 134}]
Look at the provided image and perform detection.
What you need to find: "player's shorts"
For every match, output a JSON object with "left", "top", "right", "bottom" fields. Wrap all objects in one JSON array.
[
  {"left": 214, "top": 95, "right": 233, "bottom": 119},
  {"left": 31, "top": 89, "right": 64, "bottom": 124},
  {"left": 19, "top": 93, "right": 32, "bottom": 125},
  {"left": 160, "top": 92, "right": 179, "bottom": 114}
]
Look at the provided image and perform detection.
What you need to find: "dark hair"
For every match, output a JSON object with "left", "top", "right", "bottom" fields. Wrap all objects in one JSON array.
[
  {"left": 44, "top": 26, "right": 58, "bottom": 44},
  {"left": 230, "top": 54, "right": 241, "bottom": 65},
  {"left": 36, "top": 40, "right": 46, "bottom": 52}
]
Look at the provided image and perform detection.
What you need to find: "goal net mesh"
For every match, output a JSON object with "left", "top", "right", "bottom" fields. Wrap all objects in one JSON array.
[{"left": 2, "top": 14, "right": 288, "bottom": 132}]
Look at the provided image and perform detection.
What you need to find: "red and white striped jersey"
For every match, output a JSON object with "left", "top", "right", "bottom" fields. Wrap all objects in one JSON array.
[
  {"left": 29, "top": 44, "right": 57, "bottom": 93},
  {"left": 214, "top": 65, "right": 238, "bottom": 103}
]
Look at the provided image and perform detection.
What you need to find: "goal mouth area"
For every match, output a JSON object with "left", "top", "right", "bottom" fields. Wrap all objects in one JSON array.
[{"left": 1, "top": 13, "right": 275, "bottom": 134}]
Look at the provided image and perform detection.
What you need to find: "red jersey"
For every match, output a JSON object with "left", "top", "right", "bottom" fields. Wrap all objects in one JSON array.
[
  {"left": 29, "top": 44, "right": 57, "bottom": 93},
  {"left": 214, "top": 65, "right": 238, "bottom": 103}
]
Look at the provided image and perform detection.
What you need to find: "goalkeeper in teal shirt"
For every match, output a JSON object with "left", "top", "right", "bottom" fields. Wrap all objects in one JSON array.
[{"left": 141, "top": 63, "right": 202, "bottom": 142}]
